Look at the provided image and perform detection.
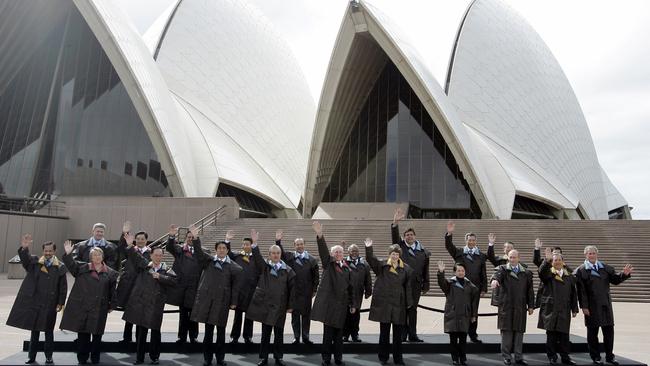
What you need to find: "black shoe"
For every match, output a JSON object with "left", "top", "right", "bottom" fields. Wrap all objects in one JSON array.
[
  {"left": 292, "top": 339, "right": 300, "bottom": 345},
  {"left": 408, "top": 336, "right": 424, "bottom": 343},
  {"left": 244, "top": 338, "right": 254, "bottom": 344},
  {"left": 504, "top": 360, "right": 512, "bottom": 366},
  {"left": 351, "top": 336, "right": 362, "bottom": 343},
  {"left": 91, "top": 359, "right": 100, "bottom": 365},
  {"left": 460, "top": 361, "right": 467, "bottom": 366},
  {"left": 303, "top": 339, "right": 314, "bottom": 345},
  {"left": 380, "top": 360, "right": 389, "bottom": 365},
  {"left": 334, "top": 361, "right": 345, "bottom": 366},
  {"left": 216, "top": 361, "right": 227, "bottom": 366},
  {"left": 394, "top": 361, "right": 406, "bottom": 366},
  {"left": 150, "top": 360, "right": 159, "bottom": 365},
  {"left": 515, "top": 360, "right": 528, "bottom": 366},
  {"left": 549, "top": 356, "right": 558, "bottom": 365},
  {"left": 275, "top": 360, "right": 287, "bottom": 366},
  {"left": 175, "top": 339, "right": 187, "bottom": 344},
  {"left": 257, "top": 360, "right": 268, "bottom": 366},
  {"left": 119, "top": 339, "right": 133, "bottom": 344},
  {"left": 203, "top": 361, "right": 212, "bottom": 366},
  {"left": 230, "top": 338, "right": 239, "bottom": 344},
  {"left": 561, "top": 359, "right": 577, "bottom": 366},
  {"left": 592, "top": 360, "right": 604, "bottom": 366},
  {"left": 605, "top": 359, "right": 619, "bottom": 366},
  {"left": 321, "top": 362, "right": 331, "bottom": 366},
  {"left": 190, "top": 338, "right": 198, "bottom": 344},
  {"left": 452, "top": 362, "right": 460, "bottom": 366},
  {"left": 46, "top": 358, "right": 54, "bottom": 365},
  {"left": 470, "top": 337, "right": 483, "bottom": 343},
  {"left": 25, "top": 360, "right": 35, "bottom": 365},
  {"left": 342, "top": 336, "right": 350, "bottom": 342},
  {"left": 78, "top": 362, "right": 88, "bottom": 365},
  {"left": 134, "top": 361, "right": 144, "bottom": 365}
]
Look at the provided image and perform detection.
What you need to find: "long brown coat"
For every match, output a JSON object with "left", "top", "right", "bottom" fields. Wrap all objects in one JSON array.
[
  {"left": 165, "top": 237, "right": 202, "bottom": 308},
  {"left": 60, "top": 254, "right": 118, "bottom": 335},
  {"left": 190, "top": 240, "right": 242, "bottom": 327},
  {"left": 310, "top": 236, "right": 354, "bottom": 329},
  {"left": 537, "top": 260, "right": 578, "bottom": 333},
  {"left": 365, "top": 245, "right": 412, "bottom": 325},
  {"left": 346, "top": 255, "right": 372, "bottom": 309},
  {"left": 277, "top": 239, "right": 319, "bottom": 315},
  {"left": 115, "top": 235, "right": 151, "bottom": 308},
  {"left": 122, "top": 247, "right": 177, "bottom": 330},
  {"left": 391, "top": 224, "right": 430, "bottom": 305},
  {"left": 226, "top": 243, "right": 260, "bottom": 312},
  {"left": 574, "top": 261, "right": 630, "bottom": 327},
  {"left": 491, "top": 264, "right": 534, "bottom": 332},
  {"left": 246, "top": 245, "right": 296, "bottom": 326},
  {"left": 6, "top": 247, "right": 67, "bottom": 331},
  {"left": 438, "top": 271, "right": 479, "bottom": 333}
]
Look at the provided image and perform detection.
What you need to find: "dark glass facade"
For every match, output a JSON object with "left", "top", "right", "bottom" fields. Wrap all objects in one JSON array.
[
  {"left": 216, "top": 183, "right": 274, "bottom": 218},
  {"left": 321, "top": 61, "right": 480, "bottom": 219},
  {"left": 0, "top": 4, "right": 169, "bottom": 199}
]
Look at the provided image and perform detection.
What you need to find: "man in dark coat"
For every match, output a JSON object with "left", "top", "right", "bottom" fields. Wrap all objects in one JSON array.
[
  {"left": 224, "top": 230, "right": 259, "bottom": 344},
  {"left": 574, "top": 245, "right": 633, "bottom": 366},
  {"left": 445, "top": 220, "right": 487, "bottom": 343},
  {"left": 343, "top": 243, "right": 372, "bottom": 343},
  {"left": 7, "top": 234, "right": 67, "bottom": 365},
  {"left": 115, "top": 221, "right": 151, "bottom": 344},
  {"left": 487, "top": 234, "right": 514, "bottom": 268},
  {"left": 533, "top": 239, "right": 570, "bottom": 309},
  {"left": 437, "top": 261, "right": 479, "bottom": 366},
  {"left": 122, "top": 236, "right": 177, "bottom": 365},
  {"left": 276, "top": 230, "right": 319, "bottom": 345},
  {"left": 191, "top": 234, "right": 242, "bottom": 366},
  {"left": 246, "top": 230, "right": 296, "bottom": 366},
  {"left": 365, "top": 239, "right": 412, "bottom": 366},
  {"left": 490, "top": 250, "right": 535, "bottom": 366},
  {"left": 61, "top": 240, "right": 118, "bottom": 365},
  {"left": 537, "top": 252, "right": 578, "bottom": 366},
  {"left": 165, "top": 224, "right": 202, "bottom": 344},
  {"left": 311, "top": 221, "right": 355, "bottom": 366},
  {"left": 72, "top": 222, "right": 118, "bottom": 269},
  {"left": 391, "top": 208, "right": 430, "bottom": 342}
]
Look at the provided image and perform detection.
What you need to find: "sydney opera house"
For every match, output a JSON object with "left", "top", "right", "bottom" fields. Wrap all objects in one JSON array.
[{"left": 0, "top": 0, "right": 631, "bottom": 220}]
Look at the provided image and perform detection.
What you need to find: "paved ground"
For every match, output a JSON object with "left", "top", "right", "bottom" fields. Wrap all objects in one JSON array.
[{"left": 1, "top": 274, "right": 648, "bottom": 364}]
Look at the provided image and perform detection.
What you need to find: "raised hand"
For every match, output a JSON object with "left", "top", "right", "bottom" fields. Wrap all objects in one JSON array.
[
  {"left": 446, "top": 220, "right": 455, "bottom": 234},
  {"left": 437, "top": 260, "right": 445, "bottom": 272},
  {"left": 168, "top": 224, "right": 179, "bottom": 237},
  {"left": 393, "top": 208, "right": 405, "bottom": 224},
  {"left": 21, "top": 233, "right": 33, "bottom": 248},
  {"left": 623, "top": 264, "right": 634, "bottom": 276},
  {"left": 251, "top": 229, "right": 259, "bottom": 243},
  {"left": 364, "top": 238, "right": 373, "bottom": 247},
  {"left": 312, "top": 221, "right": 323, "bottom": 237},
  {"left": 64, "top": 240, "right": 74, "bottom": 255},
  {"left": 225, "top": 230, "right": 235, "bottom": 242},
  {"left": 275, "top": 229, "right": 283, "bottom": 241},
  {"left": 535, "top": 238, "right": 543, "bottom": 250},
  {"left": 488, "top": 233, "right": 496, "bottom": 244},
  {"left": 490, "top": 279, "right": 500, "bottom": 289},
  {"left": 124, "top": 233, "right": 135, "bottom": 248},
  {"left": 188, "top": 224, "right": 200, "bottom": 238},
  {"left": 122, "top": 221, "right": 132, "bottom": 234}
]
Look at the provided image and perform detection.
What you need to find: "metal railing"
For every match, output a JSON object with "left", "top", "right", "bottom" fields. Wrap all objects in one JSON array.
[
  {"left": 148, "top": 204, "right": 228, "bottom": 248},
  {"left": 0, "top": 195, "right": 67, "bottom": 217}
]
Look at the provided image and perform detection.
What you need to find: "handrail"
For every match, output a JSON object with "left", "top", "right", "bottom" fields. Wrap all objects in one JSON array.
[
  {"left": 147, "top": 204, "right": 228, "bottom": 248},
  {"left": 0, "top": 195, "right": 66, "bottom": 217}
]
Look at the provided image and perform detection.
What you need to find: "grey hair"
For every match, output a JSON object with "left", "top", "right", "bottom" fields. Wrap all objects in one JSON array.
[
  {"left": 347, "top": 244, "right": 359, "bottom": 252},
  {"left": 330, "top": 245, "right": 344, "bottom": 255},
  {"left": 508, "top": 249, "right": 519, "bottom": 257},
  {"left": 294, "top": 238, "right": 305, "bottom": 245},
  {"left": 92, "top": 223, "right": 106, "bottom": 231},
  {"left": 584, "top": 245, "right": 599, "bottom": 254},
  {"left": 268, "top": 244, "right": 281, "bottom": 254},
  {"left": 89, "top": 247, "right": 104, "bottom": 257}
]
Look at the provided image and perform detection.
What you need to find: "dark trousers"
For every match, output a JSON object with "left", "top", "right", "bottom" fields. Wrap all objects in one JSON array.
[
  {"left": 203, "top": 324, "right": 226, "bottom": 363},
  {"left": 587, "top": 325, "right": 615, "bottom": 361},
  {"left": 546, "top": 331, "right": 570, "bottom": 361},
  {"left": 322, "top": 325, "right": 343, "bottom": 363},
  {"left": 123, "top": 321, "right": 134, "bottom": 342},
  {"left": 378, "top": 323, "right": 403, "bottom": 363},
  {"left": 404, "top": 305, "right": 419, "bottom": 340},
  {"left": 230, "top": 309, "right": 253, "bottom": 341},
  {"left": 343, "top": 311, "right": 361, "bottom": 339},
  {"left": 291, "top": 310, "right": 311, "bottom": 342},
  {"left": 178, "top": 306, "right": 199, "bottom": 341},
  {"left": 468, "top": 318, "right": 479, "bottom": 340},
  {"left": 135, "top": 325, "right": 161, "bottom": 362},
  {"left": 77, "top": 333, "right": 102, "bottom": 364},
  {"left": 260, "top": 323, "right": 285, "bottom": 360},
  {"left": 449, "top": 332, "right": 467, "bottom": 362},
  {"left": 28, "top": 330, "right": 54, "bottom": 360}
]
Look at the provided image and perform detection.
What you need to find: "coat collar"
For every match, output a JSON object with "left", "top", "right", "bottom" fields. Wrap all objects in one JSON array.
[{"left": 38, "top": 256, "right": 61, "bottom": 273}]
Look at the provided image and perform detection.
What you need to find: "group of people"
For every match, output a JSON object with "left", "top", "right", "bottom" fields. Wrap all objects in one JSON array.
[{"left": 6, "top": 208, "right": 634, "bottom": 366}]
